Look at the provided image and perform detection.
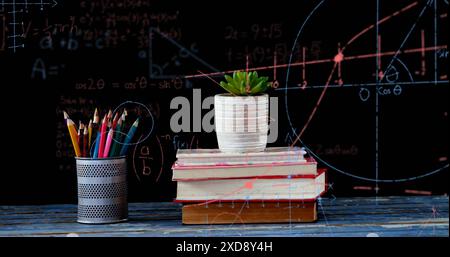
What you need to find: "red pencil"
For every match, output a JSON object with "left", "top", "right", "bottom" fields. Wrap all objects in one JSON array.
[
  {"left": 98, "top": 115, "right": 107, "bottom": 158},
  {"left": 83, "top": 126, "right": 88, "bottom": 157},
  {"left": 111, "top": 112, "right": 119, "bottom": 130},
  {"left": 77, "top": 121, "right": 83, "bottom": 145}
]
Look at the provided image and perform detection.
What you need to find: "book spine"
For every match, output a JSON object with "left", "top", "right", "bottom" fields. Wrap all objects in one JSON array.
[
  {"left": 172, "top": 168, "right": 325, "bottom": 182},
  {"left": 173, "top": 160, "right": 317, "bottom": 170}
]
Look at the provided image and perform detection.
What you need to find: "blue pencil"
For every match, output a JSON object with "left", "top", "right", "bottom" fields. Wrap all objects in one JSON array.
[
  {"left": 119, "top": 118, "right": 139, "bottom": 156},
  {"left": 92, "top": 133, "right": 101, "bottom": 158}
]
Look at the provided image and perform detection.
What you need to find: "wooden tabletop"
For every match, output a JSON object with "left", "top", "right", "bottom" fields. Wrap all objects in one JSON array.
[{"left": 0, "top": 196, "right": 448, "bottom": 237}]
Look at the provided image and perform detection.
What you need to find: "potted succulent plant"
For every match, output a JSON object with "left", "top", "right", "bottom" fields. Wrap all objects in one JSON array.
[{"left": 215, "top": 71, "right": 270, "bottom": 153}]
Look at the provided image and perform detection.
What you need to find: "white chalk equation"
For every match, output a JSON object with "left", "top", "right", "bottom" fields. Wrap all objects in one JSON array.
[
  {"left": 281, "top": 0, "right": 448, "bottom": 188},
  {"left": 147, "top": 0, "right": 448, "bottom": 185},
  {"left": 0, "top": 0, "right": 57, "bottom": 52}
]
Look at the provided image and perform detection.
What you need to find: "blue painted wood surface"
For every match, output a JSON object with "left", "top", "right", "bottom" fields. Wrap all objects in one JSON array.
[{"left": 0, "top": 196, "right": 448, "bottom": 237}]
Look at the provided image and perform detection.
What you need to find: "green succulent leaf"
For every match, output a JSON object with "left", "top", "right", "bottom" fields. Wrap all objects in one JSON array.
[
  {"left": 236, "top": 71, "right": 245, "bottom": 81},
  {"left": 229, "top": 79, "right": 242, "bottom": 94},
  {"left": 240, "top": 79, "right": 246, "bottom": 95},
  {"left": 218, "top": 71, "right": 271, "bottom": 96},
  {"left": 219, "top": 81, "right": 234, "bottom": 95},
  {"left": 250, "top": 81, "right": 266, "bottom": 94},
  {"left": 225, "top": 75, "right": 234, "bottom": 83}
]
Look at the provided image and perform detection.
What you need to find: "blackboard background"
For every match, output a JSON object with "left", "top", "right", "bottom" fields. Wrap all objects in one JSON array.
[{"left": 0, "top": 0, "right": 448, "bottom": 204}]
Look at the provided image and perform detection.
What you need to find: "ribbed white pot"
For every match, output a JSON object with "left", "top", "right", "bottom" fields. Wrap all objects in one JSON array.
[{"left": 214, "top": 93, "right": 268, "bottom": 153}]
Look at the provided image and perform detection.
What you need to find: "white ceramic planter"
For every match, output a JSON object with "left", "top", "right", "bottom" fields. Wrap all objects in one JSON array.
[{"left": 214, "top": 93, "right": 268, "bottom": 153}]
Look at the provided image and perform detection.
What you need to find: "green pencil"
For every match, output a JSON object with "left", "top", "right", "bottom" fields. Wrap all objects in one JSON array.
[{"left": 119, "top": 118, "right": 139, "bottom": 156}]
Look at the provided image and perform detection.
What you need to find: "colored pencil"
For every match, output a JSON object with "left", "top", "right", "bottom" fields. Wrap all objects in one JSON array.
[
  {"left": 92, "top": 108, "right": 100, "bottom": 132},
  {"left": 77, "top": 122, "right": 84, "bottom": 146},
  {"left": 64, "top": 108, "right": 142, "bottom": 159},
  {"left": 88, "top": 119, "right": 93, "bottom": 150},
  {"left": 83, "top": 126, "right": 88, "bottom": 157},
  {"left": 93, "top": 133, "right": 101, "bottom": 158},
  {"left": 103, "top": 128, "right": 114, "bottom": 158},
  {"left": 107, "top": 109, "right": 113, "bottom": 129},
  {"left": 120, "top": 118, "right": 139, "bottom": 156},
  {"left": 93, "top": 108, "right": 100, "bottom": 124},
  {"left": 115, "top": 112, "right": 127, "bottom": 156},
  {"left": 111, "top": 112, "right": 119, "bottom": 130},
  {"left": 110, "top": 117, "right": 123, "bottom": 157},
  {"left": 63, "top": 111, "right": 77, "bottom": 142},
  {"left": 91, "top": 108, "right": 100, "bottom": 155},
  {"left": 121, "top": 109, "right": 127, "bottom": 125},
  {"left": 66, "top": 119, "right": 81, "bottom": 157},
  {"left": 98, "top": 115, "right": 108, "bottom": 158}
]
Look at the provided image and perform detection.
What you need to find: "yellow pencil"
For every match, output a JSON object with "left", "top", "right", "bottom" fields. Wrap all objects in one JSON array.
[
  {"left": 64, "top": 111, "right": 77, "bottom": 141},
  {"left": 67, "top": 118, "right": 81, "bottom": 157},
  {"left": 64, "top": 111, "right": 78, "bottom": 132},
  {"left": 88, "top": 119, "right": 93, "bottom": 150},
  {"left": 93, "top": 108, "right": 100, "bottom": 125},
  {"left": 63, "top": 111, "right": 69, "bottom": 120}
]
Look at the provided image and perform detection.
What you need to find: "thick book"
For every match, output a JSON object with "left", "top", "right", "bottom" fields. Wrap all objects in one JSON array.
[
  {"left": 182, "top": 201, "right": 317, "bottom": 224},
  {"left": 175, "top": 169, "right": 326, "bottom": 201},
  {"left": 172, "top": 158, "right": 317, "bottom": 181},
  {"left": 176, "top": 147, "right": 306, "bottom": 166}
]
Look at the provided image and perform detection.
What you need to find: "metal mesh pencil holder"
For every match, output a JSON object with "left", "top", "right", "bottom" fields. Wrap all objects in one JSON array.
[{"left": 75, "top": 156, "right": 128, "bottom": 224}]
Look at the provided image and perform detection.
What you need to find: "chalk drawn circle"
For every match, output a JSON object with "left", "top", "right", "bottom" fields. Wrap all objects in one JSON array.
[
  {"left": 385, "top": 66, "right": 399, "bottom": 83},
  {"left": 359, "top": 88, "right": 371, "bottom": 102},
  {"left": 112, "top": 100, "right": 155, "bottom": 146},
  {"left": 132, "top": 134, "right": 164, "bottom": 183},
  {"left": 283, "top": 0, "right": 448, "bottom": 183}
]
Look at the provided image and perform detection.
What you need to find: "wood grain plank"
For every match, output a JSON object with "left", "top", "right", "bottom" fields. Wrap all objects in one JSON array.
[{"left": 0, "top": 196, "right": 447, "bottom": 237}]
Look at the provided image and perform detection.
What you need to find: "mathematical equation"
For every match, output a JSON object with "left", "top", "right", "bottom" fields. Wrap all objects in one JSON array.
[
  {"left": 77, "top": 0, "right": 180, "bottom": 50},
  {"left": 0, "top": 0, "right": 57, "bottom": 52},
  {"left": 30, "top": 57, "right": 65, "bottom": 79},
  {"left": 224, "top": 23, "right": 283, "bottom": 41},
  {"left": 74, "top": 76, "right": 184, "bottom": 91},
  {"left": 284, "top": 129, "right": 359, "bottom": 157},
  {"left": 225, "top": 40, "right": 323, "bottom": 66},
  {"left": 131, "top": 133, "right": 199, "bottom": 183},
  {"left": 0, "top": 0, "right": 183, "bottom": 52}
]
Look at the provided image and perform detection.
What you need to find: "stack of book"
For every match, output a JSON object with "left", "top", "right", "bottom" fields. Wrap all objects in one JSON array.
[{"left": 172, "top": 147, "right": 327, "bottom": 224}]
